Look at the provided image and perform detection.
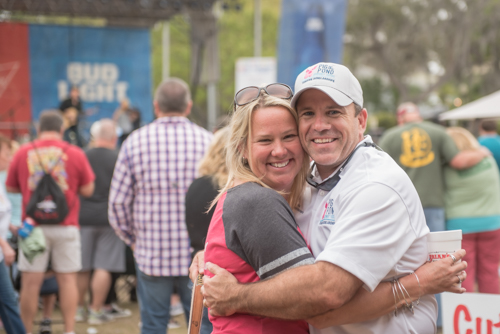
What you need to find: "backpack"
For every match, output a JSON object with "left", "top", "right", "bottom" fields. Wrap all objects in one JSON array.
[{"left": 26, "top": 142, "right": 69, "bottom": 225}]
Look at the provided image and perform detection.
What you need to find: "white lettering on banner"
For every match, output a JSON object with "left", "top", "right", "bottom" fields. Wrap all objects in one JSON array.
[
  {"left": 57, "top": 62, "right": 128, "bottom": 103},
  {"left": 442, "top": 292, "right": 500, "bottom": 334}
]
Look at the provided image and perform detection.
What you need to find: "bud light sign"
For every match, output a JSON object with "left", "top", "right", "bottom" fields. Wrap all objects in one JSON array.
[
  {"left": 29, "top": 24, "right": 152, "bottom": 127},
  {"left": 58, "top": 62, "right": 129, "bottom": 103}
]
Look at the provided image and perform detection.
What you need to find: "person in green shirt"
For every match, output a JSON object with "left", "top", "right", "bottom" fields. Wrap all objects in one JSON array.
[
  {"left": 445, "top": 127, "right": 500, "bottom": 294},
  {"left": 379, "top": 103, "right": 489, "bottom": 233}
]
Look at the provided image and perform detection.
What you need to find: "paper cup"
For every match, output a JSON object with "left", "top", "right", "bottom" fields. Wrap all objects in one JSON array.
[
  {"left": 427, "top": 230, "right": 462, "bottom": 261},
  {"left": 427, "top": 230, "right": 463, "bottom": 286}
]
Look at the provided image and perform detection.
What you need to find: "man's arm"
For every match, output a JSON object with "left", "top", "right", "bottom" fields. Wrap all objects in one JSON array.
[
  {"left": 449, "top": 147, "right": 490, "bottom": 170},
  {"left": 307, "top": 250, "right": 467, "bottom": 328},
  {"left": 6, "top": 186, "right": 20, "bottom": 193},
  {"left": 108, "top": 147, "right": 136, "bottom": 246},
  {"left": 203, "top": 260, "right": 363, "bottom": 320},
  {"left": 78, "top": 181, "right": 95, "bottom": 197}
]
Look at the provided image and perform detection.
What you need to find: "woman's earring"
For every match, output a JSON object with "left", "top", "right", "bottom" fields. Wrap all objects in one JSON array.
[{"left": 242, "top": 156, "right": 248, "bottom": 164}]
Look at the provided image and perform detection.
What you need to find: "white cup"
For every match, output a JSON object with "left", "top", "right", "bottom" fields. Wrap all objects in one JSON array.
[
  {"left": 427, "top": 230, "right": 462, "bottom": 261},
  {"left": 427, "top": 230, "right": 463, "bottom": 285}
]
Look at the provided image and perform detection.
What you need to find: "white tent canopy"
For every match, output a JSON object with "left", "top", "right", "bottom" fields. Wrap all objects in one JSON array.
[{"left": 439, "top": 90, "right": 500, "bottom": 121}]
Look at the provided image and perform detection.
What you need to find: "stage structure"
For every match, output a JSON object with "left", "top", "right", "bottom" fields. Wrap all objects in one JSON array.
[{"left": 0, "top": 0, "right": 221, "bottom": 137}]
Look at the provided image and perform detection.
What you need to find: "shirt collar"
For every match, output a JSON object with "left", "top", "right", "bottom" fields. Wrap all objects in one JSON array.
[
  {"left": 153, "top": 116, "right": 190, "bottom": 125},
  {"left": 309, "top": 135, "right": 373, "bottom": 183}
]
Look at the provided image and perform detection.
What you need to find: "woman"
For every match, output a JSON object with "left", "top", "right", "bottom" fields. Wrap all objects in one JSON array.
[
  {"left": 186, "top": 126, "right": 230, "bottom": 334},
  {"left": 445, "top": 127, "right": 500, "bottom": 293},
  {"left": 186, "top": 126, "right": 230, "bottom": 259},
  {"left": 0, "top": 134, "right": 25, "bottom": 334},
  {"left": 202, "top": 85, "right": 466, "bottom": 333}
]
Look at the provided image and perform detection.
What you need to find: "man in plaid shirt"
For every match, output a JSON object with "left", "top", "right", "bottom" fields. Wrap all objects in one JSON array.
[{"left": 109, "top": 78, "right": 213, "bottom": 333}]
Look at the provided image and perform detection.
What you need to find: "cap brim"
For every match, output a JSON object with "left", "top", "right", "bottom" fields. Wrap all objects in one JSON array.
[{"left": 291, "top": 86, "right": 354, "bottom": 109}]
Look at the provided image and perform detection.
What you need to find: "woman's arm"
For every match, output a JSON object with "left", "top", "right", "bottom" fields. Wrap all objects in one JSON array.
[{"left": 307, "top": 249, "right": 467, "bottom": 329}]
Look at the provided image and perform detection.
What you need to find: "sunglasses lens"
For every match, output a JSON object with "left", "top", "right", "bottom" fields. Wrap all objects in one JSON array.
[
  {"left": 266, "top": 84, "right": 293, "bottom": 99},
  {"left": 235, "top": 87, "right": 260, "bottom": 106}
]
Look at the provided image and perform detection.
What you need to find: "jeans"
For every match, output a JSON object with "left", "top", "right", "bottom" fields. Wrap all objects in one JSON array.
[
  {"left": 136, "top": 266, "right": 192, "bottom": 334},
  {"left": 0, "top": 260, "right": 25, "bottom": 334},
  {"left": 423, "top": 207, "right": 445, "bottom": 327}
]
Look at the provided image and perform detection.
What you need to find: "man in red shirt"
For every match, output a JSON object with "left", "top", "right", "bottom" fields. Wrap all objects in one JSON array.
[{"left": 7, "top": 110, "right": 95, "bottom": 334}]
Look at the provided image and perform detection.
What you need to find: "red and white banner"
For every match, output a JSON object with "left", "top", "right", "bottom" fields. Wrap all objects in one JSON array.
[
  {"left": 0, "top": 22, "right": 32, "bottom": 138},
  {"left": 443, "top": 292, "right": 500, "bottom": 334}
]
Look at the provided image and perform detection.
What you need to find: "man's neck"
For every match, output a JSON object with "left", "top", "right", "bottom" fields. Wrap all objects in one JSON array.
[
  {"left": 157, "top": 112, "right": 185, "bottom": 118},
  {"left": 38, "top": 132, "right": 62, "bottom": 141},
  {"left": 93, "top": 139, "right": 116, "bottom": 150},
  {"left": 479, "top": 131, "right": 498, "bottom": 137}
]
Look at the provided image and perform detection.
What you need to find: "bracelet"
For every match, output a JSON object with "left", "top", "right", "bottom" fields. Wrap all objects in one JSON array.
[
  {"left": 395, "top": 279, "right": 411, "bottom": 310},
  {"left": 411, "top": 272, "right": 421, "bottom": 306},
  {"left": 396, "top": 278, "right": 414, "bottom": 314},
  {"left": 390, "top": 280, "right": 399, "bottom": 317}
]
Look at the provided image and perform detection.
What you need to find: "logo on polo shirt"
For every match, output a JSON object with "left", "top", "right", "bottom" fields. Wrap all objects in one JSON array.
[
  {"left": 399, "top": 128, "right": 435, "bottom": 168},
  {"left": 319, "top": 199, "right": 335, "bottom": 225}
]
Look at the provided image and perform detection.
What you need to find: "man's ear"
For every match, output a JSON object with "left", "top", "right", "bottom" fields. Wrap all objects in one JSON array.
[
  {"left": 184, "top": 101, "right": 193, "bottom": 117},
  {"left": 358, "top": 108, "right": 368, "bottom": 134},
  {"left": 153, "top": 100, "right": 160, "bottom": 118}
]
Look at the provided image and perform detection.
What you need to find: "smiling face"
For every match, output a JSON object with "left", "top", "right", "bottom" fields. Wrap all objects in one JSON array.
[
  {"left": 296, "top": 89, "right": 367, "bottom": 179},
  {"left": 246, "top": 106, "right": 305, "bottom": 193}
]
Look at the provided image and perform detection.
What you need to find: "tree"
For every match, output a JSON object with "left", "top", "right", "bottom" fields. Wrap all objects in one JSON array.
[{"left": 344, "top": 0, "right": 500, "bottom": 110}]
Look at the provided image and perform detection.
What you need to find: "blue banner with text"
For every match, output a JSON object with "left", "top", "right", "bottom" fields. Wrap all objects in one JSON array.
[{"left": 29, "top": 24, "right": 152, "bottom": 134}]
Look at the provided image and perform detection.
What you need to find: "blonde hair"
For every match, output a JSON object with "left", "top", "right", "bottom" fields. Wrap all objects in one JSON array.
[
  {"left": 198, "top": 126, "right": 230, "bottom": 189},
  {"left": 212, "top": 94, "right": 309, "bottom": 210},
  {"left": 446, "top": 127, "right": 480, "bottom": 151}
]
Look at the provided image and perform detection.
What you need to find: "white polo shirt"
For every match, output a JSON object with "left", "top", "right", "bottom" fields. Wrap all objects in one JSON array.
[{"left": 296, "top": 136, "right": 437, "bottom": 334}]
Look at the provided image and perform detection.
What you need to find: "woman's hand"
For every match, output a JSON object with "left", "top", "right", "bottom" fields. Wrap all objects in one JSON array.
[
  {"left": 189, "top": 250, "right": 205, "bottom": 283},
  {"left": 416, "top": 249, "right": 467, "bottom": 295},
  {"left": 0, "top": 239, "right": 15, "bottom": 266},
  {"left": 8, "top": 224, "right": 19, "bottom": 235}
]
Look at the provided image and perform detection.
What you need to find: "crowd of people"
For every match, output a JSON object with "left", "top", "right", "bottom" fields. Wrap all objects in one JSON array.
[{"left": 0, "top": 60, "right": 498, "bottom": 334}]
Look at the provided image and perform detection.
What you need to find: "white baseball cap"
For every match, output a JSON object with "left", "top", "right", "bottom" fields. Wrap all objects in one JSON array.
[{"left": 290, "top": 62, "right": 363, "bottom": 109}]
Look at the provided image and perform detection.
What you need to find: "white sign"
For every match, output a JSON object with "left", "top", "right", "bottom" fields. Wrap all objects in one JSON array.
[
  {"left": 235, "top": 57, "right": 277, "bottom": 93},
  {"left": 442, "top": 292, "right": 500, "bottom": 334},
  {"left": 57, "top": 62, "right": 129, "bottom": 103}
]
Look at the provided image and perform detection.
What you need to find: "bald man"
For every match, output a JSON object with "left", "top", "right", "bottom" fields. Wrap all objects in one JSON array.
[{"left": 76, "top": 119, "right": 125, "bottom": 325}]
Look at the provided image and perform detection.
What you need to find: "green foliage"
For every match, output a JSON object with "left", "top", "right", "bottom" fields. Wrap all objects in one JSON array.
[
  {"left": 375, "top": 111, "right": 397, "bottom": 131},
  {"left": 150, "top": 0, "right": 281, "bottom": 126}
]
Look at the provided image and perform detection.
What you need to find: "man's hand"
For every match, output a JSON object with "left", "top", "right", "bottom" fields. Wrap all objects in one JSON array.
[
  {"left": 202, "top": 262, "right": 240, "bottom": 317},
  {"left": 189, "top": 251, "right": 205, "bottom": 282},
  {"left": 416, "top": 249, "right": 468, "bottom": 295}
]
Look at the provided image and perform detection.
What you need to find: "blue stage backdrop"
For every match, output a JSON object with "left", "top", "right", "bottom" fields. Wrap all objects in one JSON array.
[
  {"left": 29, "top": 24, "right": 152, "bottom": 133},
  {"left": 277, "top": 0, "right": 347, "bottom": 89}
]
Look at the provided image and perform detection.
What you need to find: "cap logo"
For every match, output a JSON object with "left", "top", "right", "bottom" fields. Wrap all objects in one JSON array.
[
  {"left": 304, "top": 65, "right": 318, "bottom": 79},
  {"left": 301, "top": 64, "right": 336, "bottom": 85}
]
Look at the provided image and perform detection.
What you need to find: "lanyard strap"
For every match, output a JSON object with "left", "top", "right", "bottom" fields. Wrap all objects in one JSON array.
[{"left": 306, "top": 141, "right": 382, "bottom": 191}]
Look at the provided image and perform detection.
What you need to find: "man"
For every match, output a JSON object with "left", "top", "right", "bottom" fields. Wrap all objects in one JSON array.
[
  {"left": 379, "top": 102, "right": 488, "bottom": 233},
  {"left": 478, "top": 119, "right": 500, "bottom": 169},
  {"left": 59, "top": 86, "right": 82, "bottom": 115},
  {"left": 197, "top": 63, "right": 467, "bottom": 333},
  {"left": 76, "top": 119, "right": 126, "bottom": 325},
  {"left": 109, "top": 78, "right": 213, "bottom": 333},
  {"left": 6, "top": 110, "right": 95, "bottom": 334}
]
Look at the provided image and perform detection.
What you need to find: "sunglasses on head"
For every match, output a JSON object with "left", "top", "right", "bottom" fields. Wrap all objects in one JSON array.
[{"left": 233, "top": 83, "right": 293, "bottom": 111}]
